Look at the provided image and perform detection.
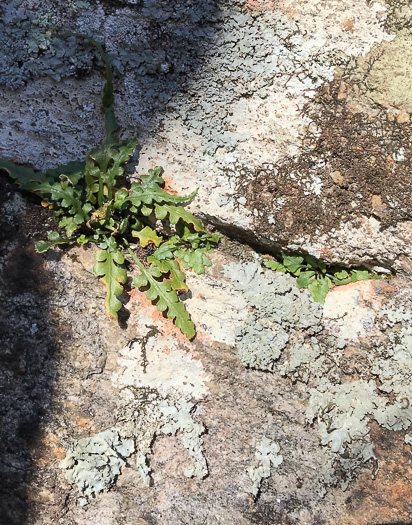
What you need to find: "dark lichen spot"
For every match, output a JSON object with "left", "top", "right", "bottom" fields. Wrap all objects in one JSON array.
[{"left": 228, "top": 79, "right": 411, "bottom": 244}]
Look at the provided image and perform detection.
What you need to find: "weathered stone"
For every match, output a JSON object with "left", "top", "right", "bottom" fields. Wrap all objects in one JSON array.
[{"left": 1, "top": 0, "right": 412, "bottom": 524}]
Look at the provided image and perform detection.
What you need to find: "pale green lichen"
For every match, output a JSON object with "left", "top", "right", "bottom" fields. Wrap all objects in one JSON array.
[
  {"left": 247, "top": 437, "right": 283, "bottom": 499},
  {"left": 306, "top": 380, "right": 380, "bottom": 468},
  {"left": 236, "top": 320, "right": 289, "bottom": 371},
  {"left": 319, "top": 440, "right": 377, "bottom": 493},
  {"left": 61, "top": 394, "right": 207, "bottom": 495},
  {"left": 116, "top": 389, "right": 162, "bottom": 486},
  {"left": 113, "top": 336, "right": 209, "bottom": 485},
  {"left": 160, "top": 399, "right": 207, "bottom": 479},
  {"left": 27, "top": 13, "right": 52, "bottom": 54},
  {"left": 371, "top": 325, "right": 412, "bottom": 431},
  {"left": 306, "top": 301, "right": 412, "bottom": 489},
  {"left": 60, "top": 430, "right": 135, "bottom": 496},
  {"left": 135, "top": 453, "right": 151, "bottom": 485},
  {"left": 114, "top": 338, "right": 208, "bottom": 399},
  {"left": 71, "top": 0, "right": 90, "bottom": 11},
  {"left": 0, "top": 2, "right": 95, "bottom": 86},
  {"left": 280, "top": 338, "right": 323, "bottom": 383},
  {"left": 117, "top": 396, "right": 208, "bottom": 484},
  {"left": 227, "top": 260, "right": 412, "bottom": 491},
  {"left": 224, "top": 262, "right": 322, "bottom": 371}
]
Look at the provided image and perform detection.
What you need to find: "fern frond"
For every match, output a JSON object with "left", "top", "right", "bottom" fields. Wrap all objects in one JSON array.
[
  {"left": 154, "top": 203, "right": 205, "bottom": 231},
  {"left": 147, "top": 257, "right": 188, "bottom": 291},
  {"left": 93, "top": 242, "right": 127, "bottom": 319},
  {"left": 0, "top": 159, "right": 51, "bottom": 191},
  {"left": 128, "top": 248, "right": 195, "bottom": 339}
]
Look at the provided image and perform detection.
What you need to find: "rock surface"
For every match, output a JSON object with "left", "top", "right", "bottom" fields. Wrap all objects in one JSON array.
[{"left": 1, "top": 1, "right": 412, "bottom": 524}]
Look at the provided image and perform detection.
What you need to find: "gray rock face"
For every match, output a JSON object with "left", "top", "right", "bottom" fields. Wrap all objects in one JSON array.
[
  {"left": 1, "top": 187, "right": 412, "bottom": 524},
  {"left": 1, "top": 1, "right": 412, "bottom": 524}
]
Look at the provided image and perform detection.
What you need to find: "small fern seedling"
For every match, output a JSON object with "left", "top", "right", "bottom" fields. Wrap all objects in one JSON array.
[{"left": 0, "top": 33, "right": 219, "bottom": 339}]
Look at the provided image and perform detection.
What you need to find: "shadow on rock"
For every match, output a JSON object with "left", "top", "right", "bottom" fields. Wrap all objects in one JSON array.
[{"left": 0, "top": 176, "right": 59, "bottom": 525}]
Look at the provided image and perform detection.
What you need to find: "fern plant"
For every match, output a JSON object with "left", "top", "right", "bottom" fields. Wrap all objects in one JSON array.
[
  {"left": 0, "top": 33, "right": 219, "bottom": 339},
  {"left": 265, "top": 255, "right": 373, "bottom": 304}
]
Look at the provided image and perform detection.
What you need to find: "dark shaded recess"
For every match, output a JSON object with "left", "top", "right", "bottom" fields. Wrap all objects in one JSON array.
[
  {"left": 0, "top": 176, "right": 59, "bottom": 525},
  {"left": 0, "top": 1, "right": 222, "bottom": 523}
]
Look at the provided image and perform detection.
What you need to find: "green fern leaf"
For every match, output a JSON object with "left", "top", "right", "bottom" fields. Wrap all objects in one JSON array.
[
  {"left": 175, "top": 247, "right": 212, "bottom": 274},
  {"left": 58, "top": 215, "right": 79, "bottom": 237},
  {"left": 130, "top": 251, "right": 195, "bottom": 338},
  {"left": 265, "top": 260, "right": 287, "bottom": 272},
  {"left": 3, "top": 33, "right": 220, "bottom": 340},
  {"left": 151, "top": 237, "right": 184, "bottom": 261},
  {"left": 35, "top": 232, "right": 75, "bottom": 253},
  {"left": 282, "top": 255, "right": 304, "bottom": 275},
  {"left": 36, "top": 181, "right": 92, "bottom": 225},
  {"left": 147, "top": 257, "right": 188, "bottom": 291},
  {"left": 296, "top": 271, "right": 316, "bottom": 289},
  {"left": 150, "top": 231, "right": 218, "bottom": 275},
  {"left": 350, "top": 269, "right": 369, "bottom": 282},
  {"left": 127, "top": 183, "right": 197, "bottom": 207},
  {"left": 120, "top": 167, "right": 198, "bottom": 209},
  {"left": 177, "top": 225, "right": 219, "bottom": 247},
  {"left": 46, "top": 160, "right": 85, "bottom": 185},
  {"left": 0, "top": 158, "right": 85, "bottom": 192},
  {"left": 132, "top": 226, "right": 163, "bottom": 247},
  {"left": 93, "top": 246, "right": 127, "bottom": 319},
  {"left": 91, "top": 139, "right": 136, "bottom": 190},
  {"left": 0, "top": 158, "right": 51, "bottom": 191},
  {"left": 141, "top": 166, "right": 164, "bottom": 186},
  {"left": 307, "top": 277, "right": 331, "bottom": 304},
  {"left": 108, "top": 139, "right": 136, "bottom": 166},
  {"left": 332, "top": 269, "right": 352, "bottom": 285},
  {"left": 154, "top": 203, "right": 205, "bottom": 231},
  {"left": 140, "top": 204, "right": 154, "bottom": 217},
  {"left": 84, "top": 154, "right": 100, "bottom": 204}
]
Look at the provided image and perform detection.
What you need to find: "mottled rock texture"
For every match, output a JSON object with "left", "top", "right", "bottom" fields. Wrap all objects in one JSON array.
[{"left": 1, "top": 1, "right": 412, "bottom": 524}]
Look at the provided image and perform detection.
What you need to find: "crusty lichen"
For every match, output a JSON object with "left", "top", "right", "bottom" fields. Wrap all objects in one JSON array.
[
  {"left": 116, "top": 393, "right": 208, "bottom": 485},
  {"left": 372, "top": 306, "right": 412, "bottom": 432},
  {"left": 60, "top": 430, "right": 134, "bottom": 496},
  {"left": 224, "top": 262, "right": 323, "bottom": 371},
  {"left": 247, "top": 437, "right": 283, "bottom": 499},
  {"left": 113, "top": 332, "right": 209, "bottom": 485},
  {"left": 226, "top": 261, "right": 412, "bottom": 492},
  {"left": 60, "top": 324, "right": 210, "bottom": 497},
  {"left": 160, "top": 399, "right": 207, "bottom": 479}
]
